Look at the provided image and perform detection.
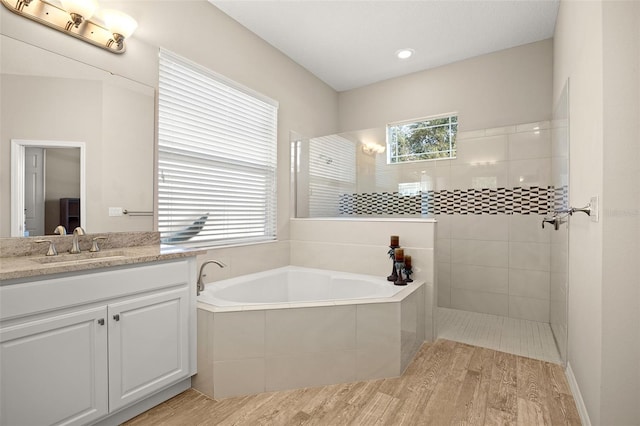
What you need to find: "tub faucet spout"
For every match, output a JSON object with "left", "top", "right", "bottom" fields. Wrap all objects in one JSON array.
[{"left": 197, "top": 260, "right": 226, "bottom": 295}]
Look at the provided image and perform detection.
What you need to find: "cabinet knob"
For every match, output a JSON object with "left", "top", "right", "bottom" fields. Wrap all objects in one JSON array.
[
  {"left": 97, "top": 318, "right": 105, "bottom": 326},
  {"left": 113, "top": 314, "right": 120, "bottom": 321}
]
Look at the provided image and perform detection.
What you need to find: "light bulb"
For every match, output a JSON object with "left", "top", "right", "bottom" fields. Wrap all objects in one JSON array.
[
  {"left": 101, "top": 9, "right": 138, "bottom": 39},
  {"left": 60, "top": 0, "right": 98, "bottom": 20}
]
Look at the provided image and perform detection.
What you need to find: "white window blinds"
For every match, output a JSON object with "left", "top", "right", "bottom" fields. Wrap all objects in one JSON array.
[{"left": 158, "top": 49, "right": 278, "bottom": 247}]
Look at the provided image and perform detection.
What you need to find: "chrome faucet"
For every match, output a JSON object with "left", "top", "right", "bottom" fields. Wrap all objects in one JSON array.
[
  {"left": 70, "top": 227, "right": 85, "bottom": 254},
  {"left": 53, "top": 225, "right": 67, "bottom": 235},
  {"left": 197, "top": 260, "right": 226, "bottom": 295}
]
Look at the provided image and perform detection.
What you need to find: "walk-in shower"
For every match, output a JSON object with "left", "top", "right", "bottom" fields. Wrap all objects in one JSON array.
[{"left": 292, "top": 107, "right": 571, "bottom": 364}]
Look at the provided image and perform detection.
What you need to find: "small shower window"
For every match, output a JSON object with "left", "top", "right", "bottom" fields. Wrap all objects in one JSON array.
[{"left": 387, "top": 114, "right": 457, "bottom": 163}]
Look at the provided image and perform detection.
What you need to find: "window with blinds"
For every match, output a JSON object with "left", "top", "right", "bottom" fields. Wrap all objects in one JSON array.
[{"left": 158, "top": 49, "right": 278, "bottom": 247}]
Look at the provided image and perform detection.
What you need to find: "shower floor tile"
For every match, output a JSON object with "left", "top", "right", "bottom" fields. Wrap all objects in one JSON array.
[{"left": 437, "top": 307, "right": 562, "bottom": 364}]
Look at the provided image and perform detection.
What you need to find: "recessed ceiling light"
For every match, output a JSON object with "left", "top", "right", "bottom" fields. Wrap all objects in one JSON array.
[{"left": 396, "top": 49, "right": 414, "bottom": 60}]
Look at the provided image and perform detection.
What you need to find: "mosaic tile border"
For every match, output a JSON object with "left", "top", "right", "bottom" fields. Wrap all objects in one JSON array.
[{"left": 339, "top": 186, "right": 568, "bottom": 216}]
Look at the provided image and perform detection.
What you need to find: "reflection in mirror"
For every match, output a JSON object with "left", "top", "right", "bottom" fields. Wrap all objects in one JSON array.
[
  {"left": 11, "top": 139, "right": 85, "bottom": 237},
  {"left": 1, "top": 35, "right": 156, "bottom": 237}
]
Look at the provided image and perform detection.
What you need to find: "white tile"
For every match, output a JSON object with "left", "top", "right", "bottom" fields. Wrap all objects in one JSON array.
[
  {"left": 355, "top": 303, "right": 402, "bottom": 380},
  {"left": 437, "top": 262, "right": 451, "bottom": 307},
  {"left": 450, "top": 215, "right": 508, "bottom": 241},
  {"left": 508, "top": 215, "right": 551, "bottom": 243},
  {"left": 426, "top": 165, "right": 452, "bottom": 191},
  {"left": 509, "top": 296, "right": 550, "bottom": 322},
  {"left": 451, "top": 264, "right": 509, "bottom": 294},
  {"left": 551, "top": 157, "right": 569, "bottom": 187},
  {"left": 290, "top": 241, "right": 389, "bottom": 276},
  {"left": 265, "top": 306, "right": 356, "bottom": 356},
  {"left": 456, "top": 129, "right": 486, "bottom": 140},
  {"left": 508, "top": 129, "right": 551, "bottom": 160},
  {"left": 213, "top": 358, "right": 265, "bottom": 398},
  {"left": 508, "top": 159, "right": 551, "bottom": 188},
  {"left": 265, "top": 350, "right": 357, "bottom": 391},
  {"left": 436, "top": 307, "right": 560, "bottom": 364},
  {"left": 193, "top": 309, "right": 215, "bottom": 397},
  {"left": 401, "top": 291, "right": 422, "bottom": 371},
  {"left": 290, "top": 219, "right": 436, "bottom": 247},
  {"left": 356, "top": 347, "right": 400, "bottom": 380},
  {"left": 551, "top": 126, "right": 569, "bottom": 158},
  {"left": 509, "top": 269, "right": 550, "bottom": 299},
  {"left": 213, "top": 311, "right": 265, "bottom": 362},
  {"left": 410, "top": 248, "right": 435, "bottom": 284},
  {"left": 451, "top": 239, "right": 509, "bottom": 268},
  {"left": 436, "top": 238, "right": 451, "bottom": 263},
  {"left": 485, "top": 125, "right": 517, "bottom": 136},
  {"left": 455, "top": 135, "right": 508, "bottom": 164},
  {"left": 434, "top": 215, "right": 451, "bottom": 239},
  {"left": 450, "top": 288, "right": 509, "bottom": 316},
  {"left": 515, "top": 121, "right": 550, "bottom": 133},
  {"left": 509, "top": 242, "right": 551, "bottom": 271},
  {"left": 450, "top": 162, "right": 508, "bottom": 190},
  {"left": 356, "top": 303, "right": 400, "bottom": 349},
  {"left": 416, "top": 285, "right": 427, "bottom": 342}
]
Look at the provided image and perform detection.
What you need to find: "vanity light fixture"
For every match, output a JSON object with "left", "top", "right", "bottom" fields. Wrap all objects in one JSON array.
[
  {"left": 396, "top": 48, "right": 414, "bottom": 60},
  {"left": 1, "top": 0, "right": 137, "bottom": 54}
]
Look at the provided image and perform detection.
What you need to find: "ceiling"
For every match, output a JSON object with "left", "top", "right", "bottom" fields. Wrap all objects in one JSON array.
[{"left": 209, "top": 0, "right": 559, "bottom": 92}]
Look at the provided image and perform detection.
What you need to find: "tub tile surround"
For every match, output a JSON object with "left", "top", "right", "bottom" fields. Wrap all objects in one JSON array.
[
  {"left": 289, "top": 217, "right": 436, "bottom": 340},
  {"left": 436, "top": 121, "right": 553, "bottom": 322},
  {"left": 195, "top": 284, "right": 425, "bottom": 398}
]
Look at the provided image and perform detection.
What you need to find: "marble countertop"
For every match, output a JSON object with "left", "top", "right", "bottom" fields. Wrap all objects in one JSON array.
[{"left": 0, "top": 232, "right": 206, "bottom": 281}]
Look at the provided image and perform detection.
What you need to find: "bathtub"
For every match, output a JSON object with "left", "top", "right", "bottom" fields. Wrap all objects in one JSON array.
[
  {"left": 198, "top": 266, "right": 407, "bottom": 307},
  {"left": 194, "top": 266, "right": 432, "bottom": 399}
]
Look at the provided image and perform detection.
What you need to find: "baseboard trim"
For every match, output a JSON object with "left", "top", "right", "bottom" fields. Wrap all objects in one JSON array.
[{"left": 565, "top": 362, "right": 591, "bottom": 426}]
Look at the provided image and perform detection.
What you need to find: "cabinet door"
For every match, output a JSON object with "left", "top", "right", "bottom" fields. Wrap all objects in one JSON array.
[
  {"left": 0, "top": 307, "right": 108, "bottom": 426},
  {"left": 108, "top": 287, "right": 189, "bottom": 411}
]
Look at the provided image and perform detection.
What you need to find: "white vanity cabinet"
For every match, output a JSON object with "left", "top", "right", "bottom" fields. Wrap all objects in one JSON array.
[
  {"left": 1, "top": 306, "right": 109, "bottom": 426},
  {"left": 108, "top": 287, "right": 189, "bottom": 412},
  {"left": 0, "top": 258, "right": 197, "bottom": 426}
]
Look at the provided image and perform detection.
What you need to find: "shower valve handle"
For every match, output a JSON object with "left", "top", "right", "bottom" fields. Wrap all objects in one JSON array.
[{"left": 542, "top": 216, "right": 561, "bottom": 231}]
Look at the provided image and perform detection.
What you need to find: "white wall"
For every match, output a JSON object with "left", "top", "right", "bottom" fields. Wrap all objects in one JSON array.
[
  {"left": 1, "top": 1, "right": 340, "bottom": 271},
  {"left": 338, "top": 39, "right": 553, "bottom": 133},
  {"left": 554, "top": 0, "right": 640, "bottom": 424},
  {"left": 600, "top": 1, "right": 640, "bottom": 424}
]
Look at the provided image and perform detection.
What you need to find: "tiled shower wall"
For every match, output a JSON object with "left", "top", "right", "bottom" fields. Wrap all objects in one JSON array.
[{"left": 436, "top": 122, "right": 552, "bottom": 322}]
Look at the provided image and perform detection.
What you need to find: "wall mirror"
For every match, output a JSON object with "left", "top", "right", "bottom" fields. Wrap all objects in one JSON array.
[{"left": 1, "top": 35, "right": 156, "bottom": 237}]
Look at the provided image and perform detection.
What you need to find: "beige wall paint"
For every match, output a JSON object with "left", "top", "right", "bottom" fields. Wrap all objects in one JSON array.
[
  {"left": 338, "top": 39, "right": 552, "bottom": 133},
  {"left": 554, "top": 0, "right": 640, "bottom": 424},
  {"left": 1, "top": 1, "right": 339, "bottom": 270},
  {"left": 553, "top": 1, "right": 604, "bottom": 423},
  {"left": 600, "top": 1, "right": 640, "bottom": 424}
]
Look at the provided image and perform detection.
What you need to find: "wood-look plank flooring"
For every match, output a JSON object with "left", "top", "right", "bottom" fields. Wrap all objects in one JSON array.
[{"left": 123, "top": 339, "right": 581, "bottom": 426}]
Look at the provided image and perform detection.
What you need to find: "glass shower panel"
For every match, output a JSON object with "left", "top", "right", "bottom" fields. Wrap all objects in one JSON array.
[{"left": 550, "top": 80, "right": 570, "bottom": 364}]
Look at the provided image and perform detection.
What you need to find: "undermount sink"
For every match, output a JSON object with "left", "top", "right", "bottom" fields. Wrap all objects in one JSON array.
[{"left": 32, "top": 250, "right": 127, "bottom": 265}]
